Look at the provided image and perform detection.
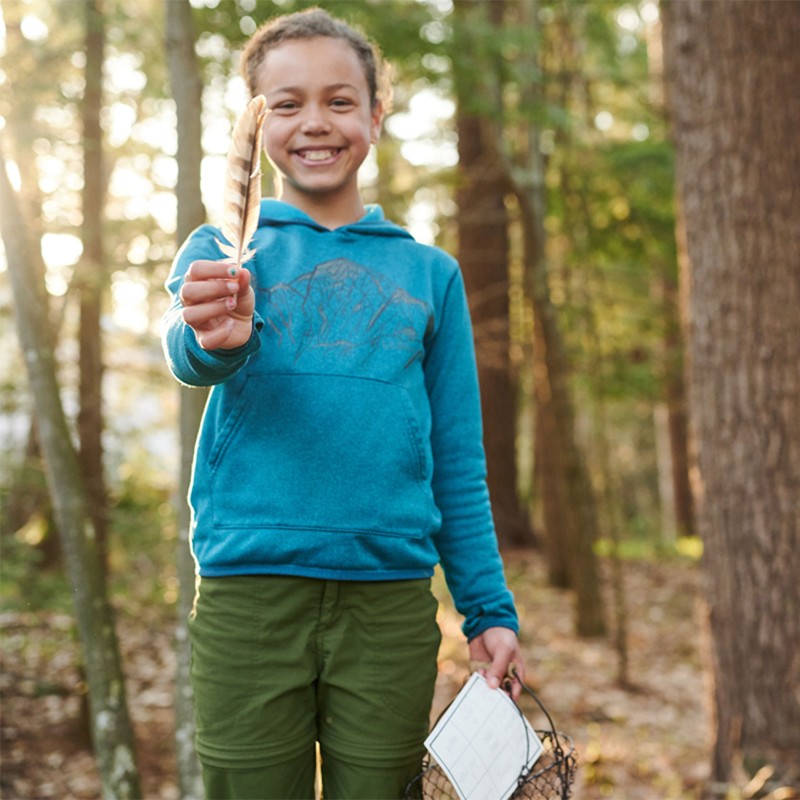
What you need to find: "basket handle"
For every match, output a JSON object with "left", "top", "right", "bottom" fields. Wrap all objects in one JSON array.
[
  {"left": 505, "top": 666, "right": 574, "bottom": 800},
  {"left": 504, "top": 665, "right": 560, "bottom": 741}
]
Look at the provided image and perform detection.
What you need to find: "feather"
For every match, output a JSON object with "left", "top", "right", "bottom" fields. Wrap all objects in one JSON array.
[{"left": 216, "top": 95, "right": 269, "bottom": 266}]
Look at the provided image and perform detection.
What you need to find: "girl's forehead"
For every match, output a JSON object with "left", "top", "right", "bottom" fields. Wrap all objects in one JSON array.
[{"left": 255, "top": 37, "right": 369, "bottom": 94}]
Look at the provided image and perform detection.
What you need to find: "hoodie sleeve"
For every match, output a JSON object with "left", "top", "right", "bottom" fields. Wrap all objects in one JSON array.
[
  {"left": 424, "top": 266, "right": 519, "bottom": 641},
  {"left": 162, "top": 225, "right": 263, "bottom": 387}
]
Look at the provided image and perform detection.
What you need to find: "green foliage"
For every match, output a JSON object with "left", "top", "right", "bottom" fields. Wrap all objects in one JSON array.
[
  {"left": 0, "top": 524, "right": 73, "bottom": 614},
  {"left": 595, "top": 535, "right": 703, "bottom": 563},
  {"left": 108, "top": 475, "right": 179, "bottom": 613},
  {"left": 0, "top": 475, "right": 179, "bottom": 617}
]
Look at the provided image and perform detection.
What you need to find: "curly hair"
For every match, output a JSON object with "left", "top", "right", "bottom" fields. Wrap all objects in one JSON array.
[{"left": 241, "top": 7, "right": 393, "bottom": 112}]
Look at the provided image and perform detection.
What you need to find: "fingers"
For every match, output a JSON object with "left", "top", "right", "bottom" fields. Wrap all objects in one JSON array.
[
  {"left": 486, "top": 646, "right": 513, "bottom": 691},
  {"left": 182, "top": 296, "right": 238, "bottom": 330},
  {"left": 469, "top": 628, "right": 526, "bottom": 702},
  {"left": 508, "top": 661, "right": 524, "bottom": 703},
  {"left": 188, "top": 308, "right": 253, "bottom": 351},
  {"left": 180, "top": 261, "right": 255, "bottom": 351},
  {"left": 195, "top": 318, "right": 238, "bottom": 351},
  {"left": 185, "top": 259, "right": 242, "bottom": 283},
  {"left": 180, "top": 261, "right": 249, "bottom": 306},
  {"left": 488, "top": 652, "right": 524, "bottom": 702}
]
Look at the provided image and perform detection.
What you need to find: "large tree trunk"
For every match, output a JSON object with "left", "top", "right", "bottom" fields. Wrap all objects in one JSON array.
[
  {"left": 77, "top": 0, "right": 110, "bottom": 568},
  {"left": 165, "top": 1, "right": 207, "bottom": 795},
  {"left": 2, "top": 149, "right": 142, "bottom": 800},
  {"left": 453, "top": 0, "right": 532, "bottom": 549},
  {"left": 663, "top": 0, "right": 800, "bottom": 786}
]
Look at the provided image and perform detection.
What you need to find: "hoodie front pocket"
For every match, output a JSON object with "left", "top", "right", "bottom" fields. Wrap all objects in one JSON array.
[{"left": 209, "top": 373, "right": 433, "bottom": 537}]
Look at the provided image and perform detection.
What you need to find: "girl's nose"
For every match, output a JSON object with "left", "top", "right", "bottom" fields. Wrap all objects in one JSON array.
[{"left": 300, "top": 107, "right": 331, "bottom": 135}]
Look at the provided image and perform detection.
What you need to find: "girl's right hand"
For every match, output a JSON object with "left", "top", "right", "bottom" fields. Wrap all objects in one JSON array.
[{"left": 180, "top": 260, "right": 255, "bottom": 351}]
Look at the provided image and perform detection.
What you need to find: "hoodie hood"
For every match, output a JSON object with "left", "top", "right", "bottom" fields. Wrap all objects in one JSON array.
[{"left": 258, "top": 198, "right": 414, "bottom": 240}]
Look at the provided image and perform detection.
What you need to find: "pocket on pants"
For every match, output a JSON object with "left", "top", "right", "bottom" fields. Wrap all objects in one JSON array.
[{"left": 366, "top": 581, "right": 442, "bottom": 725}]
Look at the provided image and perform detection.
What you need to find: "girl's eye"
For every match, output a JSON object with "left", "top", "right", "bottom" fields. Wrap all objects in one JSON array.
[
  {"left": 275, "top": 101, "right": 299, "bottom": 112},
  {"left": 331, "top": 98, "right": 354, "bottom": 109}
]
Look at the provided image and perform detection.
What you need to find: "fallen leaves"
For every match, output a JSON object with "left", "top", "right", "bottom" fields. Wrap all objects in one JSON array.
[{"left": 1, "top": 555, "right": 711, "bottom": 799}]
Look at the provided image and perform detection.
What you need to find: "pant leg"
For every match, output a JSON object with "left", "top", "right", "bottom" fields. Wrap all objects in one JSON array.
[
  {"left": 201, "top": 749, "right": 316, "bottom": 800},
  {"left": 189, "top": 575, "right": 322, "bottom": 798},
  {"left": 320, "top": 752, "right": 424, "bottom": 800},
  {"left": 317, "top": 579, "right": 441, "bottom": 799}
]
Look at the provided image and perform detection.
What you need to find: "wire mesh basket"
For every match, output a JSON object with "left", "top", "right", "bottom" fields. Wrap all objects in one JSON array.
[{"left": 404, "top": 672, "right": 577, "bottom": 800}]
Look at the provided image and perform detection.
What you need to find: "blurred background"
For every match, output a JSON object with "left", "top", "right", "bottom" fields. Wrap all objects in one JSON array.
[{"left": 1, "top": 1, "right": 797, "bottom": 799}]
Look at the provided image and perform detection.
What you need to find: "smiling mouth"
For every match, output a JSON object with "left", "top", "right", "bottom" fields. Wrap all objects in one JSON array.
[{"left": 296, "top": 148, "right": 341, "bottom": 162}]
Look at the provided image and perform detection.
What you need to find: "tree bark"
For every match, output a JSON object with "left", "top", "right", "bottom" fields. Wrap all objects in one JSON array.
[
  {"left": 2, "top": 148, "right": 142, "bottom": 800},
  {"left": 533, "top": 399, "right": 570, "bottom": 588},
  {"left": 165, "top": 1, "right": 207, "bottom": 795},
  {"left": 453, "top": 0, "right": 532, "bottom": 550},
  {"left": 665, "top": 201, "right": 694, "bottom": 538},
  {"left": 663, "top": 0, "right": 800, "bottom": 784},
  {"left": 78, "top": 0, "right": 110, "bottom": 568}
]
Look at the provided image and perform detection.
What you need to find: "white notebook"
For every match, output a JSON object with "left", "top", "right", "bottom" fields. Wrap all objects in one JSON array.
[{"left": 424, "top": 673, "right": 544, "bottom": 800}]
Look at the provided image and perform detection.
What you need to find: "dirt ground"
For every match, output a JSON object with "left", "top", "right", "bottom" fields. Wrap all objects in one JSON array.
[{"left": 2, "top": 554, "right": 717, "bottom": 799}]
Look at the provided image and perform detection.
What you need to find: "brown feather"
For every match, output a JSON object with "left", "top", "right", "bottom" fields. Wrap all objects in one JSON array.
[{"left": 216, "top": 95, "right": 269, "bottom": 265}]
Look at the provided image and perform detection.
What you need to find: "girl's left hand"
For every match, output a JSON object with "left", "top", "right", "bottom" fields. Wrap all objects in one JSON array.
[{"left": 468, "top": 627, "right": 526, "bottom": 702}]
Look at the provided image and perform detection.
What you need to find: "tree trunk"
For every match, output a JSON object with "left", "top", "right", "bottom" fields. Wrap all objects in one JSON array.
[
  {"left": 2, "top": 149, "right": 142, "bottom": 800},
  {"left": 511, "top": 0, "right": 606, "bottom": 636},
  {"left": 644, "top": 0, "right": 694, "bottom": 543},
  {"left": 165, "top": 1, "right": 207, "bottom": 795},
  {"left": 663, "top": 0, "right": 800, "bottom": 785},
  {"left": 519, "top": 182, "right": 606, "bottom": 637},
  {"left": 665, "top": 201, "right": 694, "bottom": 538},
  {"left": 1, "top": 40, "right": 62, "bottom": 551},
  {"left": 516, "top": 0, "right": 575, "bottom": 590},
  {"left": 78, "top": 0, "right": 110, "bottom": 569},
  {"left": 453, "top": 0, "right": 532, "bottom": 549},
  {"left": 533, "top": 399, "right": 570, "bottom": 588}
]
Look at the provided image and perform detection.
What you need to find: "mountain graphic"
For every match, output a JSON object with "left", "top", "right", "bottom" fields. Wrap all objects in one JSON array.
[{"left": 261, "top": 258, "right": 432, "bottom": 367}]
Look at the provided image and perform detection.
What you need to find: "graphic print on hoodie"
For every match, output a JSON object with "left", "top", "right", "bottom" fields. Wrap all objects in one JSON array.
[{"left": 261, "top": 257, "right": 433, "bottom": 369}]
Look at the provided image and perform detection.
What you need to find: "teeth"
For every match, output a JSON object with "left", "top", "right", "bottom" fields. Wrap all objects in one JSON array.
[{"left": 302, "top": 150, "right": 336, "bottom": 161}]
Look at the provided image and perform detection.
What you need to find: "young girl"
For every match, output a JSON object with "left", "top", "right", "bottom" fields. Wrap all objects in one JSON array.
[{"left": 163, "top": 8, "right": 525, "bottom": 799}]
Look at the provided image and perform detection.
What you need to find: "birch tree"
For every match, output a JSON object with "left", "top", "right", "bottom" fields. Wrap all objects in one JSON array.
[{"left": 1, "top": 147, "right": 142, "bottom": 800}]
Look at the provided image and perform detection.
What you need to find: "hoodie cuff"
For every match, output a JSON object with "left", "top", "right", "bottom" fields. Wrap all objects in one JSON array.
[
  {"left": 462, "top": 598, "right": 520, "bottom": 642},
  {"left": 185, "top": 312, "right": 263, "bottom": 378}
]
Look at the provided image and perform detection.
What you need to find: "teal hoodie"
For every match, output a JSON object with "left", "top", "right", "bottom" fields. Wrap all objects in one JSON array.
[{"left": 162, "top": 200, "right": 518, "bottom": 640}]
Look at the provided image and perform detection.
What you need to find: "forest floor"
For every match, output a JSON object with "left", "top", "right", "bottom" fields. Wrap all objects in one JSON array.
[{"left": 1, "top": 552, "right": 720, "bottom": 800}]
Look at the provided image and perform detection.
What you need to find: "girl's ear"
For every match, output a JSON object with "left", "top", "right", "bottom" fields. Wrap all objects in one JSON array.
[{"left": 370, "top": 100, "right": 384, "bottom": 144}]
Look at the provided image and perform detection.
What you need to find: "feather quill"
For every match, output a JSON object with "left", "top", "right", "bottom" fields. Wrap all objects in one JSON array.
[{"left": 216, "top": 95, "right": 269, "bottom": 266}]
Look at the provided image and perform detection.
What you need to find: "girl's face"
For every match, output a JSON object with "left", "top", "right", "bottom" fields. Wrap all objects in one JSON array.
[{"left": 255, "top": 37, "right": 383, "bottom": 226}]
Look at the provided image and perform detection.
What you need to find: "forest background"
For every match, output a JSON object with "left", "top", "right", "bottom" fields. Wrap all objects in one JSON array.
[{"left": 1, "top": 1, "right": 798, "bottom": 799}]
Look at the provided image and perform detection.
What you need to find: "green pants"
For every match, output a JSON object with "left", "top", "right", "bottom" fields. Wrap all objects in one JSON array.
[{"left": 189, "top": 575, "right": 441, "bottom": 799}]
